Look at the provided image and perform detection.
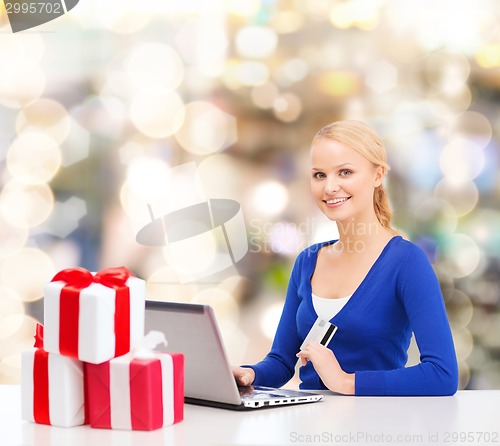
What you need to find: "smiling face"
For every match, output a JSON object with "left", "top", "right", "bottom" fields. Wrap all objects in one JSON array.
[{"left": 310, "top": 137, "right": 384, "bottom": 225}]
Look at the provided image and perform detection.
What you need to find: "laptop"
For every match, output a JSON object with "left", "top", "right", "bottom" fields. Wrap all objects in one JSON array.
[{"left": 144, "top": 300, "right": 323, "bottom": 410}]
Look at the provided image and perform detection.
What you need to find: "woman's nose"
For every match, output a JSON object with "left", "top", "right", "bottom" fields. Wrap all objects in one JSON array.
[{"left": 325, "top": 179, "right": 340, "bottom": 194}]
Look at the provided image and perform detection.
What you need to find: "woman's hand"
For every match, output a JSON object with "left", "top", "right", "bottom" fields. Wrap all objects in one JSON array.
[
  {"left": 296, "top": 341, "right": 355, "bottom": 395},
  {"left": 232, "top": 366, "right": 255, "bottom": 387}
]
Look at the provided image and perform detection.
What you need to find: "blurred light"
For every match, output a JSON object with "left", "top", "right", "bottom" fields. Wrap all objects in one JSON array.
[
  {"left": 329, "top": 0, "right": 381, "bottom": 30},
  {"left": 470, "top": 279, "right": 500, "bottom": 306},
  {"left": 0, "top": 34, "right": 44, "bottom": 108},
  {"left": 118, "top": 141, "right": 145, "bottom": 166},
  {"left": 443, "top": 87, "right": 472, "bottom": 114},
  {"left": 424, "top": 100, "right": 457, "bottom": 124},
  {"left": 126, "top": 43, "right": 184, "bottom": 91},
  {"left": 130, "top": 88, "right": 185, "bottom": 138},
  {"left": 260, "top": 302, "right": 283, "bottom": 340},
  {"left": 439, "top": 139, "right": 485, "bottom": 185},
  {"left": 466, "top": 341, "right": 489, "bottom": 368},
  {"left": 0, "top": 314, "right": 38, "bottom": 360},
  {"left": 175, "top": 101, "right": 237, "bottom": 155},
  {"left": 237, "top": 61, "right": 270, "bottom": 86},
  {"left": 365, "top": 60, "right": 398, "bottom": 93},
  {"left": 298, "top": 0, "right": 331, "bottom": 18},
  {"left": 147, "top": 266, "right": 198, "bottom": 302},
  {"left": 383, "top": 105, "right": 428, "bottom": 153},
  {"left": 0, "top": 181, "right": 54, "bottom": 229},
  {"left": 72, "top": 95, "right": 125, "bottom": 140},
  {"left": 0, "top": 66, "right": 45, "bottom": 109},
  {"left": 6, "top": 132, "right": 61, "bottom": 185},
  {"left": 0, "top": 34, "right": 43, "bottom": 73},
  {"left": 271, "top": 10, "right": 305, "bottom": 34},
  {"left": 221, "top": 59, "right": 243, "bottom": 89},
  {"left": 433, "top": 178, "right": 479, "bottom": 217},
  {"left": 198, "top": 154, "right": 244, "bottom": 200},
  {"left": 276, "top": 58, "right": 309, "bottom": 86},
  {"left": 99, "top": 70, "right": 129, "bottom": 99},
  {"left": 0, "top": 315, "right": 26, "bottom": 341},
  {"left": 251, "top": 82, "right": 280, "bottom": 109},
  {"left": 0, "top": 215, "right": 28, "bottom": 258},
  {"left": 317, "top": 71, "right": 360, "bottom": 97},
  {"left": 192, "top": 288, "right": 239, "bottom": 323},
  {"left": 44, "top": 197, "right": 87, "bottom": 238},
  {"left": 476, "top": 43, "right": 500, "bottom": 68},
  {"left": 388, "top": 0, "right": 497, "bottom": 53},
  {"left": 60, "top": 119, "right": 91, "bottom": 167},
  {"left": 436, "top": 233, "right": 481, "bottom": 278},
  {"left": 235, "top": 26, "right": 278, "bottom": 59},
  {"left": 344, "top": 98, "right": 367, "bottom": 121},
  {"left": 174, "top": 17, "right": 228, "bottom": 77},
  {"left": 121, "top": 161, "right": 207, "bottom": 235},
  {"left": 269, "top": 222, "right": 304, "bottom": 255},
  {"left": 458, "top": 361, "right": 471, "bottom": 389},
  {"left": 451, "top": 325, "right": 474, "bottom": 362},
  {"left": 125, "top": 0, "right": 227, "bottom": 14},
  {"left": 478, "top": 314, "right": 500, "bottom": 349},
  {"left": 460, "top": 209, "right": 500, "bottom": 258},
  {"left": 447, "top": 111, "right": 492, "bottom": 149},
  {"left": 443, "top": 288, "right": 474, "bottom": 327},
  {"left": 424, "top": 51, "right": 470, "bottom": 95},
  {"left": 163, "top": 233, "right": 217, "bottom": 278},
  {"left": 16, "top": 99, "right": 71, "bottom": 144},
  {"left": 412, "top": 198, "right": 457, "bottom": 238},
  {"left": 120, "top": 181, "right": 151, "bottom": 231},
  {"left": 0, "top": 248, "right": 55, "bottom": 302},
  {"left": 388, "top": 125, "right": 443, "bottom": 189},
  {"left": 0, "top": 286, "right": 24, "bottom": 319},
  {"left": 249, "top": 181, "right": 289, "bottom": 217},
  {"left": 474, "top": 361, "right": 500, "bottom": 389},
  {"left": 126, "top": 157, "right": 171, "bottom": 202},
  {"left": 273, "top": 93, "right": 303, "bottom": 123},
  {"left": 46, "top": 240, "right": 82, "bottom": 271},
  {"left": 227, "top": 0, "right": 261, "bottom": 17},
  {"left": 94, "top": 0, "right": 150, "bottom": 33}
]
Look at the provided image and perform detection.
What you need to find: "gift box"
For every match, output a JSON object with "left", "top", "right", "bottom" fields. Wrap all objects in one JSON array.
[
  {"left": 43, "top": 266, "right": 145, "bottom": 364},
  {"left": 85, "top": 332, "right": 184, "bottom": 431},
  {"left": 21, "top": 324, "right": 88, "bottom": 428}
]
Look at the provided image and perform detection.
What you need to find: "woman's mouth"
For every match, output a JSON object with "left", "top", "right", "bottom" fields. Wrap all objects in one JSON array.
[{"left": 324, "top": 197, "right": 351, "bottom": 207}]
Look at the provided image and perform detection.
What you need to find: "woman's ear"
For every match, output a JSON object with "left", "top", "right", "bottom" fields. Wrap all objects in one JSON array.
[{"left": 374, "top": 166, "right": 385, "bottom": 188}]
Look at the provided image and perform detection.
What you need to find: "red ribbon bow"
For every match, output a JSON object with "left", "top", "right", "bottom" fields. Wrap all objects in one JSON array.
[
  {"left": 34, "top": 323, "right": 44, "bottom": 348},
  {"left": 51, "top": 266, "right": 133, "bottom": 359},
  {"left": 52, "top": 266, "right": 132, "bottom": 289}
]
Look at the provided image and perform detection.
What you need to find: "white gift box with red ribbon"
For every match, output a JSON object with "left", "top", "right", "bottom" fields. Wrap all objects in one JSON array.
[
  {"left": 43, "top": 267, "right": 145, "bottom": 364},
  {"left": 85, "top": 332, "right": 184, "bottom": 431},
  {"left": 21, "top": 325, "right": 87, "bottom": 427}
]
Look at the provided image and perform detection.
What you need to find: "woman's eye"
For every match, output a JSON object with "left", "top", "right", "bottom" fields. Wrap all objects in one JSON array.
[
  {"left": 313, "top": 172, "right": 326, "bottom": 179},
  {"left": 340, "top": 169, "right": 353, "bottom": 177}
]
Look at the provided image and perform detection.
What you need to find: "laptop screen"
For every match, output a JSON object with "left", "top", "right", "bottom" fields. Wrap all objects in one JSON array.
[{"left": 144, "top": 301, "right": 242, "bottom": 405}]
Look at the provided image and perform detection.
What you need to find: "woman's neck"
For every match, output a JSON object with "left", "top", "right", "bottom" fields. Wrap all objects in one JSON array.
[{"left": 334, "top": 217, "right": 390, "bottom": 254}]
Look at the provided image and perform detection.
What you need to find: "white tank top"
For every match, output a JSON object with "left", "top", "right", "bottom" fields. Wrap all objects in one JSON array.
[{"left": 312, "top": 293, "right": 351, "bottom": 320}]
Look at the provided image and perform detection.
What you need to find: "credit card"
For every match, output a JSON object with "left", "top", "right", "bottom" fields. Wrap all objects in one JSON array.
[{"left": 300, "top": 317, "right": 338, "bottom": 350}]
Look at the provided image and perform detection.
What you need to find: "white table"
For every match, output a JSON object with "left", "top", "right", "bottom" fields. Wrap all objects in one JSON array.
[{"left": 2, "top": 385, "right": 499, "bottom": 446}]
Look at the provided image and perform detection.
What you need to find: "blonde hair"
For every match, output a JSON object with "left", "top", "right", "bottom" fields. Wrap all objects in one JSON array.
[{"left": 313, "top": 120, "right": 395, "bottom": 232}]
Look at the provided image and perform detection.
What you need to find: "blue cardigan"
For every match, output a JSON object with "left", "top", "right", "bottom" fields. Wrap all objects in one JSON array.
[{"left": 248, "top": 236, "right": 459, "bottom": 396}]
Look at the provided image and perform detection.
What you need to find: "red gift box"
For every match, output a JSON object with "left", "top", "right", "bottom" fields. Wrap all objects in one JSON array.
[
  {"left": 43, "top": 266, "right": 145, "bottom": 364},
  {"left": 21, "top": 325, "right": 88, "bottom": 427},
  {"left": 86, "top": 350, "right": 184, "bottom": 430}
]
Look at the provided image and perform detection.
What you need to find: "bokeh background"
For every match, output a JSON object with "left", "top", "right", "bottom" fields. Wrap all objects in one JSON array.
[{"left": 0, "top": 0, "right": 499, "bottom": 389}]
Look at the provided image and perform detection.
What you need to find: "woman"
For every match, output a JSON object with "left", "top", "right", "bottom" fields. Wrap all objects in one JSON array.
[{"left": 233, "top": 120, "right": 458, "bottom": 396}]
